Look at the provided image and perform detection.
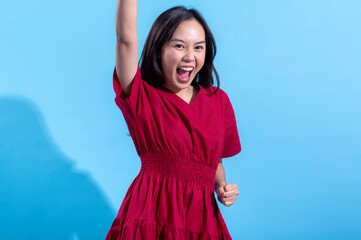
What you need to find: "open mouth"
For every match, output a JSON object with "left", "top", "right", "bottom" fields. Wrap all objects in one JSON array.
[{"left": 176, "top": 67, "right": 194, "bottom": 82}]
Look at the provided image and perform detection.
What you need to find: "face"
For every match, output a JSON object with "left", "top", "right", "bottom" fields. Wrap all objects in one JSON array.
[{"left": 160, "top": 19, "right": 206, "bottom": 95}]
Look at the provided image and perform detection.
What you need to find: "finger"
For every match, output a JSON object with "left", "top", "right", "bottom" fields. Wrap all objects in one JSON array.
[
  {"left": 224, "top": 183, "right": 238, "bottom": 192},
  {"left": 224, "top": 187, "right": 239, "bottom": 196},
  {"left": 224, "top": 201, "right": 235, "bottom": 207},
  {"left": 218, "top": 194, "right": 237, "bottom": 203},
  {"left": 216, "top": 192, "right": 225, "bottom": 201},
  {"left": 215, "top": 186, "right": 225, "bottom": 197},
  {"left": 223, "top": 190, "right": 239, "bottom": 198},
  {"left": 222, "top": 195, "right": 237, "bottom": 202},
  {"left": 218, "top": 195, "right": 225, "bottom": 204}
]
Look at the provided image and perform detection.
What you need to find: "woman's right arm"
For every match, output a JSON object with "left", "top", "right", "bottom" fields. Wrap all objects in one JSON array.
[{"left": 115, "top": 0, "right": 138, "bottom": 98}]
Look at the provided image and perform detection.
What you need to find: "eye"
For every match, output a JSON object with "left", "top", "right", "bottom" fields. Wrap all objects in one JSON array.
[
  {"left": 195, "top": 45, "right": 204, "bottom": 50},
  {"left": 174, "top": 44, "right": 185, "bottom": 49}
]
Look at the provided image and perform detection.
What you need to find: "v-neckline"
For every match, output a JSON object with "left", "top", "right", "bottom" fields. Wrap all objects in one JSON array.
[{"left": 158, "top": 84, "right": 202, "bottom": 106}]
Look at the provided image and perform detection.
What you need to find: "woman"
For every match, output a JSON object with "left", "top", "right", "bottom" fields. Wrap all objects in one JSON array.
[{"left": 106, "top": 0, "right": 242, "bottom": 239}]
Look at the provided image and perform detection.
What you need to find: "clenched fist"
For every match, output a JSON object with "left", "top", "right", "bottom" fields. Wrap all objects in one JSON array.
[{"left": 215, "top": 183, "right": 239, "bottom": 207}]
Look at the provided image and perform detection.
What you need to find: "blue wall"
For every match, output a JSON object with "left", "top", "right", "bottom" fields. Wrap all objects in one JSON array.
[{"left": 1, "top": 0, "right": 360, "bottom": 239}]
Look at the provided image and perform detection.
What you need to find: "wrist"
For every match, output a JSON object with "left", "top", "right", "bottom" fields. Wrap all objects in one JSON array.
[{"left": 214, "top": 181, "right": 226, "bottom": 191}]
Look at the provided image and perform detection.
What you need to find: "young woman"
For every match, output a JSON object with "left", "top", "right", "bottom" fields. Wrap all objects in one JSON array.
[{"left": 106, "top": 0, "right": 242, "bottom": 239}]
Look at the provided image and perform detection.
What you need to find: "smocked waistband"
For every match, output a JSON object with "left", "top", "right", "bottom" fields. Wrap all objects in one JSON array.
[{"left": 140, "top": 152, "right": 216, "bottom": 187}]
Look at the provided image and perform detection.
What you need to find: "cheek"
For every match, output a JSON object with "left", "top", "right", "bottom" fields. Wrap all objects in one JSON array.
[
  {"left": 164, "top": 51, "right": 178, "bottom": 65},
  {"left": 197, "top": 53, "right": 206, "bottom": 69},
  {"left": 162, "top": 51, "right": 180, "bottom": 74},
  {"left": 162, "top": 50, "right": 171, "bottom": 63}
]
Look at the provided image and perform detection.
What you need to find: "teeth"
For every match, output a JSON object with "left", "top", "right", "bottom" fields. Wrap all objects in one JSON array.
[{"left": 179, "top": 67, "right": 193, "bottom": 71}]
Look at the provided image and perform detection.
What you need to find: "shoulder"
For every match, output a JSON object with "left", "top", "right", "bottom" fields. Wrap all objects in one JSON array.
[
  {"left": 200, "top": 86, "right": 234, "bottom": 117},
  {"left": 201, "top": 85, "right": 231, "bottom": 103}
]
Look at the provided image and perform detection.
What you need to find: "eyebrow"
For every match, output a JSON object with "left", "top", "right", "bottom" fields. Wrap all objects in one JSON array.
[{"left": 170, "top": 38, "right": 206, "bottom": 45}]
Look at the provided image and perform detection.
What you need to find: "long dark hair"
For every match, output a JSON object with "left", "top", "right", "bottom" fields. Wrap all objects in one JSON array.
[{"left": 139, "top": 6, "right": 220, "bottom": 94}]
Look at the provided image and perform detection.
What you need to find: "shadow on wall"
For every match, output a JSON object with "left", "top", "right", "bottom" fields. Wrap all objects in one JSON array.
[{"left": 0, "top": 96, "right": 114, "bottom": 240}]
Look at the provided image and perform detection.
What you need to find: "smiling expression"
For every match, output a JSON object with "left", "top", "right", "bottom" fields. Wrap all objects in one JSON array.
[{"left": 160, "top": 19, "right": 206, "bottom": 96}]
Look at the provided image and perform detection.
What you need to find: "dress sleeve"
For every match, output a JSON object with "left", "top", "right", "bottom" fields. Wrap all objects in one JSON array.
[
  {"left": 221, "top": 92, "right": 242, "bottom": 158},
  {"left": 112, "top": 65, "right": 143, "bottom": 117}
]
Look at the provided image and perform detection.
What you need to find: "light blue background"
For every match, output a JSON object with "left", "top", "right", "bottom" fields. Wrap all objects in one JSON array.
[{"left": 1, "top": 0, "right": 360, "bottom": 239}]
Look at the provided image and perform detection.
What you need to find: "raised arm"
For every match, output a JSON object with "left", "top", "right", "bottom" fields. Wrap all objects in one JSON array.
[{"left": 115, "top": 0, "right": 138, "bottom": 97}]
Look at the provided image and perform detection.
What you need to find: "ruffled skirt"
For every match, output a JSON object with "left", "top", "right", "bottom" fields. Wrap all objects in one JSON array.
[
  {"left": 106, "top": 172, "right": 232, "bottom": 240},
  {"left": 106, "top": 153, "right": 232, "bottom": 239}
]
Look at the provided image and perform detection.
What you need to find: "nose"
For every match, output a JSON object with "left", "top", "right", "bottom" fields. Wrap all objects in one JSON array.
[{"left": 182, "top": 49, "right": 195, "bottom": 62}]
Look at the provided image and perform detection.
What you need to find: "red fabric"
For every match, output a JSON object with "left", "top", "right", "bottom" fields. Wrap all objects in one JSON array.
[{"left": 106, "top": 66, "right": 241, "bottom": 240}]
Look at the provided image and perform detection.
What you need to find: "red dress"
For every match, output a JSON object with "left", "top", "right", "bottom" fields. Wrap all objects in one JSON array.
[{"left": 106, "top": 66, "right": 241, "bottom": 240}]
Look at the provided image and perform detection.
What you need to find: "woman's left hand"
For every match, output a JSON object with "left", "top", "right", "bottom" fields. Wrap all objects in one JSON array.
[{"left": 215, "top": 183, "right": 239, "bottom": 207}]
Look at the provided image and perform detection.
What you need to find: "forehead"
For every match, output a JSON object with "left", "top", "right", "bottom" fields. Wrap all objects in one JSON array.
[{"left": 171, "top": 19, "right": 205, "bottom": 41}]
